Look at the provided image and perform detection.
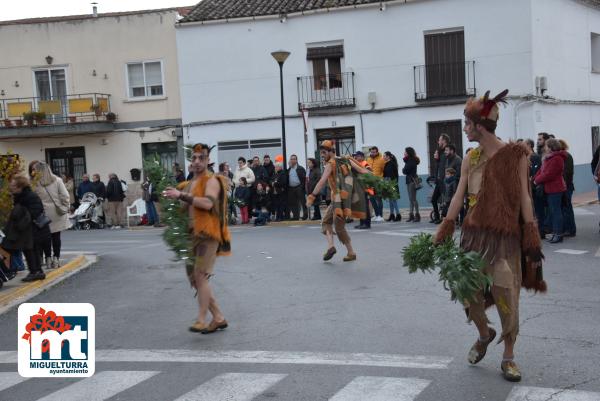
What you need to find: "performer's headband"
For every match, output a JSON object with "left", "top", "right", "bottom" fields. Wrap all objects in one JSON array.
[
  {"left": 192, "top": 143, "right": 214, "bottom": 154},
  {"left": 464, "top": 89, "right": 508, "bottom": 124}
]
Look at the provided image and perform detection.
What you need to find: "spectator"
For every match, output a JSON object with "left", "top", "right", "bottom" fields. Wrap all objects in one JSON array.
[
  {"left": 9, "top": 176, "right": 49, "bottom": 282},
  {"left": 444, "top": 144, "right": 462, "bottom": 179},
  {"left": 186, "top": 164, "right": 194, "bottom": 181},
  {"left": 306, "top": 158, "right": 322, "bottom": 220},
  {"left": 403, "top": 147, "right": 421, "bottom": 223},
  {"left": 263, "top": 155, "right": 275, "bottom": 182},
  {"left": 442, "top": 168, "right": 458, "bottom": 218},
  {"left": 430, "top": 134, "right": 449, "bottom": 224},
  {"left": 173, "top": 163, "right": 186, "bottom": 183},
  {"left": 233, "top": 157, "right": 255, "bottom": 188},
  {"left": 250, "top": 156, "right": 269, "bottom": 184},
  {"left": 534, "top": 138, "right": 567, "bottom": 243},
  {"left": 353, "top": 151, "right": 372, "bottom": 229},
  {"left": 287, "top": 154, "right": 307, "bottom": 220},
  {"left": 62, "top": 174, "right": 76, "bottom": 211},
  {"left": 592, "top": 145, "right": 600, "bottom": 203},
  {"left": 30, "top": 162, "right": 71, "bottom": 269},
  {"left": 536, "top": 132, "right": 550, "bottom": 158},
  {"left": 142, "top": 175, "right": 160, "bottom": 227},
  {"left": 234, "top": 177, "right": 252, "bottom": 224},
  {"left": 106, "top": 173, "right": 125, "bottom": 229},
  {"left": 367, "top": 146, "right": 385, "bottom": 221},
  {"left": 2, "top": 193, "right": 32, "bottom": 278},
  {"left": 218, "top": 162, "right": 233, "bottom": 189},
  {"left": 559, "top": 139, "right": 576, "bottom": 237},
  {"left": 383, "top": 151, "right": 401, "bottom": 222},
  {"left": 91, "top": 173, "right": 106, "bottom": 199},
  {"left": 271, "top": 162, "right": 288, "bottom": 221},
  {"left": 77, "top": 174, "right": 94, "bottom": 200},
  {"left": 252, "top": 182, "right": 271, "bottom": 226}
]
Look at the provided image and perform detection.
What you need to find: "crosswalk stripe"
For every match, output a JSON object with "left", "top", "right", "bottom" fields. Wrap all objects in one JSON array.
[
  {"left": 34, "top": 370, "right": 159, "bottom": 401},
  {"left": 329, "top": 376, "right": 430, "bottom": 401},
  {"left": 174, "top": 373, "right": 286, "bottom": 401},
  {"left": 554, "top": 249, "right": 589, "bottom": 255},
  {"left": 573, "top": 208, "right": 595, "bottom": 215},
  {"left": 506, "top": 386, "right": 600, "bottom": 401},
  {"left": 0, "top": 372, "right": 29, "bottom": 391},
  {"left": 372, "top": 231, "right": 414, "bottom": 237}
]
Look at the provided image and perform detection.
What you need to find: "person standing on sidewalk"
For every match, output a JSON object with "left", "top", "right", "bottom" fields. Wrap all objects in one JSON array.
[
  {"left": 142, "top": 175, "right": 160, "bottom": 227},
  {"left": 30, "top": 162, "right": 70, "bottom": 269},
  {"left": 430, "top": 134, "right": 449, "bottom": 224},
  {"left": 163, "top": 143, "right": 231, "bottom": 334},
  {"left": 402, "top": 147, "right": 421, "bottom": 222},
  {"left": 9, "top": 176, "right": 49, "bottom": 282},
  {"left": 287, "top": 155, "right": 308, "bottom": 220},
  {"left": 383, "top": 151, "right": 401, "bottom": 222},
  {"left": 367, "top": 146, "right": 385, "bottom": 222},
  {"left": 353, "top": 151, "right": 372, "bottom": 229},
  {"left": 106, "top": 173, "right": 125, "bottom": 229},
  {"left": 271, "top": 162, "right": 288, "bottom": 221},
  {"left": 306, "top": 158, "right": 322, "bottom": 220},
  {"left": 559, "top": 139, "right": 576, "bottom": 237}
]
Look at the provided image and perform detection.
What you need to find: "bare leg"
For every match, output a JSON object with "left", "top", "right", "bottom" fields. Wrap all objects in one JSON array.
[
  {"left": 325, "top": 228, "right": 335, "bottom": 249},
  {"left": 503, "top": 339, "right": 515, "bottom": 359},
  {"left": 195, "top": 273, "right": 211, "bottom": 324},
  {"left": 345, "top": 241, "right": 355, "bottom": 256},
  {"left": 207, "top": 287, "right": 225, "bottom": 323}
]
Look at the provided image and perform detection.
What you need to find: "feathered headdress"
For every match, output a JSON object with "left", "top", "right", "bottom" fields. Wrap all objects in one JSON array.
[
  {"left": 464, "top": 89, "right": 509, "bottom": 124},
  {"left": 191, "top": 143, "right": 215, "bottom": 154}
]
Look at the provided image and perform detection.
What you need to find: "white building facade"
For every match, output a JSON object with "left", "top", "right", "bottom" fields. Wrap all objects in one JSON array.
[
  {"left": 177, "top": 0, "right": 600, "bottom": 205},
  {"left": 0, "top": 7, "right": 190, "bottom": 199}
]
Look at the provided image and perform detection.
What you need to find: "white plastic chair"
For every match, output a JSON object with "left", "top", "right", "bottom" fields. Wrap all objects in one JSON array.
[{"left": 126, "top": 198, "right": 147, "bottom": 228}]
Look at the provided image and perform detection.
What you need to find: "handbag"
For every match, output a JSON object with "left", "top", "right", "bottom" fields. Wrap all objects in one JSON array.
[
  {"left": 33, "top": 213, "right": 51, "bottom": 229},
  {"left": 412, "top": 176, "right": 423, "bottom": 191},
  {"left": 44, "top": 185, "right": 68, "bottom": 216}
]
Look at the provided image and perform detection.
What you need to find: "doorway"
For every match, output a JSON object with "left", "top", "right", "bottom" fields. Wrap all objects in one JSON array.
[
  {"left": 427, "top": 120, "right": 463, "bottom": 176},
  {"left": 315, "top": 126, "right": 356, "bottom": 159},
  {"left": 45, "top": 147, "right": 87, "bottom": 187}
]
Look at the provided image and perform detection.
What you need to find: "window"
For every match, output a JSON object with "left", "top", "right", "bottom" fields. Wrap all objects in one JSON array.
[
  {"left": 127, "top": 61, "right": 164, "bottom": 98},
  {"left": 307, "top": 45, "right": 344, "bottom": 90},
  {"left": 592, "top": 33, "right": 600, "bottom": 73},
  {"left": 424, "top": 29, "right": 466, "bottom": 98},
  {"left": 592, "top": 126, "right": 600, "bottom": 153}
]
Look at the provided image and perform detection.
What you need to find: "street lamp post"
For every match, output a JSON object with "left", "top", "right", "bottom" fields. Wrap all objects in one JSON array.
[{"left": 271, "top": 50, "right": 290, "bottom": 171}]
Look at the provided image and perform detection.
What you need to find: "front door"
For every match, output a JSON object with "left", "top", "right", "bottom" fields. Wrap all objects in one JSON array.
[
  {"left": 45, "top": 147, "right": 87, "bottom": 188},
  {"left": 315, "top": 127, "right": 356, "bottom": 159},
  {"left": 427, "top": 120, "right": 463, "bottom": 176}
]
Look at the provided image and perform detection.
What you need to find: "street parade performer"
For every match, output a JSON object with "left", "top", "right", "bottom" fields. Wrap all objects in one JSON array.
[
  {"left": 307, "top": 140, "right": 370, "bottom": 262},
  {"left": 434, "top": 89, "right": 546, "bottom": 382},
  {"left": 164, "top": 143, "right": 231, "bottom": 334}
]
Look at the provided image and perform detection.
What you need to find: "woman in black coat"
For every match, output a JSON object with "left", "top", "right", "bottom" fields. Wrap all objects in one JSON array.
[
  {"left": 402, "top": 147, "right": 421, "bottom": 223},
  {"left": 306, "top": 158, "right": 322, "bottom": 220},
  {"left": 9, "top": 176, "right": 50, "bottom": 281}
]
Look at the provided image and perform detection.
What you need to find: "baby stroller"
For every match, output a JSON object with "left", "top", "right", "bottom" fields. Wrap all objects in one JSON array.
[
  {"left": 70, "top": 192, "right": 105, "bottom": 230},
  {"left": 425, "top": 176, "right": 441, "bottom": 222},
  {"left": 0, "top": 232, "right": 17, "bottom": 289}
]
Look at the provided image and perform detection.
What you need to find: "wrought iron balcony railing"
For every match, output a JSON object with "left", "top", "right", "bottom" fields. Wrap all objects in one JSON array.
[
  {"left": 0, "top": 93, "right": 112, "bottom": 128},
  {"left": 297, "top": 72, "right": 356, "bottom": 110},
  {"left": 414, "top": 61, "right": 476, "bottom": 102}
]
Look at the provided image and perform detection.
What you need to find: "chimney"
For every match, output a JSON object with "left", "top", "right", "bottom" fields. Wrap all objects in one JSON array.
[{"left": 92, "top": 2, "right": 98, "bottom": 17}]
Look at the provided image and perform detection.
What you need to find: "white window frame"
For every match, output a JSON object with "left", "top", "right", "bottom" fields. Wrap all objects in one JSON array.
[{"left": 124, "top": 60, "right": 166, "bottom": 101}]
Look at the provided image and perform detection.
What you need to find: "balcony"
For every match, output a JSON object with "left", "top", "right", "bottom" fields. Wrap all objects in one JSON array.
[
  {"left": 0, "top": 93, "right": 115, "bottom": 138},
  {"left": 297, "top": 72, "right": 356, "bottom": 111},
  {"left": 414, "top": 61, "right": 476, "bottom": 103}
]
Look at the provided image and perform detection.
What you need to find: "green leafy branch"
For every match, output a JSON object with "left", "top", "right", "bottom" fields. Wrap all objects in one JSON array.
[
  {"left": 358, "top": 174, "right": 400, "bottom": 200},
  {"left": 402, "top": 233, "right": 492, "bottom": 304}
]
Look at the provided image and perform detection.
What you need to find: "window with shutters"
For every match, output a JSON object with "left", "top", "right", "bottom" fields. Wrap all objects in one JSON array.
[
  {"left": 126, "top": 61, "right": 165, "bottom": 99},
  {"left": 307, "top": 45, "right": 343, "bottom": 90}
]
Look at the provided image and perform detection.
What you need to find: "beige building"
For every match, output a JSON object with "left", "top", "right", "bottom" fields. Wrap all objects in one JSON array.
[{"left": 0, "top": 7, "right": 191, "bottom": 203}]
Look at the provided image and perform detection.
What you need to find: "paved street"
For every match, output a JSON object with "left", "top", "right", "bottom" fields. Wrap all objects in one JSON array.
[{"left": 0, "top": 206, "right": 599, "bottom": 401}]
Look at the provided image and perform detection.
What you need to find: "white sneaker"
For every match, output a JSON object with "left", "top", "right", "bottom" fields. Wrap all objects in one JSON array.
[
  {"left": 44, "top": 257, "right": 52, "bottom": 269},
  {"left": 114, "top": 225, "right": 122, "bottom": 229},
  {"left": 52, "top": 257, "right": 60, "bottom": 268},
  {"left": 373, "top": 216, "right": 383, "bottom": 222}
]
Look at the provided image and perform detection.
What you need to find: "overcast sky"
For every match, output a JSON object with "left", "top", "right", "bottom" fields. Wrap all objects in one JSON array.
[{"left": 1, "top": 0, "right": 194, "bottom": 21}]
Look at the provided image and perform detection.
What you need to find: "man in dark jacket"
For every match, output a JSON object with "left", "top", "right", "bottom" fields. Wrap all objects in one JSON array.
[
  {"left": 287, "top": 154, "right": 308, "bottom": 220},
  {"left": 263, "top": 155, "right": 275, "bottom": 182},
  {"left": 77, "top": 174, "right": 94, "bottom": 200},
  {"left": 91, "top": 173, "right": 106, "bottom": 199},
  {"left": 9, "top": 176, "right": 49, "bottom": 281},
  {"left": 106, "top": 173, "right": 125, "bottom": 228},
  {"left": 444, "top": 145, "right": 462, "bottom": 179},
  {"left": 272, "top": 163, "right": 288, "bottom": 221},
  {"left": 430, "top": 134, "right": 449, "bottom": 224}
]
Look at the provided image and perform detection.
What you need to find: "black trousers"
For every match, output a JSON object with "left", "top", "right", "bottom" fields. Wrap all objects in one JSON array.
[
  {"left": 42, "top": 232, "right": 62, "bottom": 259},
  {"left": 312, "top": 195, "right": 322, "bottom": 219},
  {"left": 24, "top": 243, "right": 44, "bottom": 274},
  {"left": 359, "top": 193, "right": 371, "bottom": 227},
  {"left": 431, "top": 184, "right": 442, "bottom": 219},
  {"left": 287, "top": 186, "right": 307, "bottom": 219}
]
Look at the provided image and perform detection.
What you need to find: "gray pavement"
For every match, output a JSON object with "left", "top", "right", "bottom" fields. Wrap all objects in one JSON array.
[{"left": 0, "top": 205, "right": 599, "bottom": 401}]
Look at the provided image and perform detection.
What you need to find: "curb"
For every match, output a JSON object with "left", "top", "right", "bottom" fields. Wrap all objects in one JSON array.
[
  {"left": 0, "top": 254, "right": 97, "bottom": 315},
  {"left": 573, "top": 200, "right": 599, "bottom": 208}
]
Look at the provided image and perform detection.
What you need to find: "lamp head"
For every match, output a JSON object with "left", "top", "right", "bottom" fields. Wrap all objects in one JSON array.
[{"left": 271, "top": 50, "right": 290, "bottom": 64}]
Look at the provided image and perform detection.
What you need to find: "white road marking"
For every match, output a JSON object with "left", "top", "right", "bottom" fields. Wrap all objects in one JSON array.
[
  {"left": 87, "top": 349, "right": 452, "bottom": 369},
  {"left": 34, "top": 371, "right": 159, "bottom": 401},
  {"left": 329, "top": 376, "right": 430, "bottom": 401},
  {"left": 505, "top": 386, "right": 600, "bottom": 401},
  {"left": 173, "top": 373, "right": 286, "bottom": 401},
  {"left": 0, "top": 372, "right": 29, "bottom": 391},
  {"left": 573, "top": 208, "right": 595, "bottom": 216},
  {"left": 554, "top": 249, "right": 589, "bottom": 255},
  {"left": 372, "top": 231, "right": 415, "bottom": 237},
  {"left": 397, "top": 228, "right": 436, "bottom": 234},
  {"left": 595, "top": 245, "right": 600, "bottom": 258}
]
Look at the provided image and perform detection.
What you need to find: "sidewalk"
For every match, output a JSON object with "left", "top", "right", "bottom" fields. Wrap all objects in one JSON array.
[
  {"left": 0, "top": 253, "right": 96, "bottom": 314},
  {"left": 572, "top": 191, "right": 599, "bottom": 207}
]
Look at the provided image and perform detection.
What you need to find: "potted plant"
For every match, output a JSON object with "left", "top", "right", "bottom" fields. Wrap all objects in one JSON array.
[
  {"left": 90, "top": 103, "right": 102, "bottom": 117},
  {"left": 15, "top": 119, "right": 23, "bottom": 127},
  {"left": 2, "top": 119, "right": 12, "bottom": 128},
  {"left": 69, "top": 116, "right": 77, "bottom": 123},
  {"left": 23, "top": 112, "right": 35, "bottom": 126},
  {"left": 105, "top": 112, "right": 116, "bottom": 122},
  {"left": 33, "top": 111, "right": 46, "bottom": 124}
]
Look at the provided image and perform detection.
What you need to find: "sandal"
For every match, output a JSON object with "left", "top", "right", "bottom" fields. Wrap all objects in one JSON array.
[
  {"left": 201, "top": 320, "right": 228, "bottom": 334},
  {"left": 343, "top": 254, "right": 357, "bottom": 262},
  {"left": 189, "top": 321, "right": 209, "bottom": 333},
  {"left": 323, "top": 247, "right": 337, "bottom": 261},
  {"left": 501, "top": 360, "right": 522, "bottom": 382},
  {"left": 467, "top": 328, "right": 496, "bottom": 364}
]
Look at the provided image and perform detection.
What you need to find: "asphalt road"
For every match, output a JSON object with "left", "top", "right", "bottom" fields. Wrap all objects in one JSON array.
[{"left": 0, "top": 205, "right": 599, "bottom": 401}]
